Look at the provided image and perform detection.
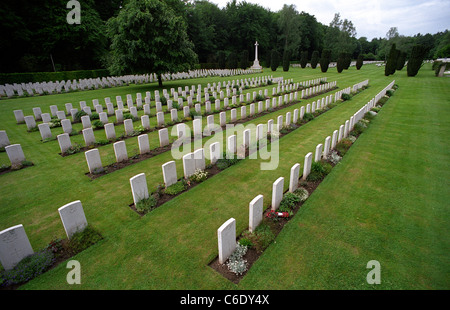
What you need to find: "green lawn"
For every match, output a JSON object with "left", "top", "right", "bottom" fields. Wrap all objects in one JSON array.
[{"left": 0, "top": 64, "right": 448, "bottom": 290}]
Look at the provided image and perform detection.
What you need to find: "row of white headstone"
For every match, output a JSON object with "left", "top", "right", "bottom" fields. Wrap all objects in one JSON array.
[
  {"left": 0, "top": 68, "right": 261, "bottom": 99},
  {"left": 216, "top": 80, "right": 396, "bottom": 265},
  {"left": 82, "top": 83, "right": 343, "bottom": 174},
  {"left": 126, "top": 81, "right": 352, "bottom": 207},
  {"left": 0, "top": 200, "right": 88, "bottom": 271}
]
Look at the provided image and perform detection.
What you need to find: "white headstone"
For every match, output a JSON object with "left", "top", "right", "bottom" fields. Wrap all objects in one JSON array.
[
  {"left": 113, "top": 141, "right": 128, "bottom": 163},
  {"left": 85, "top": 149, "right": 103, "bottom": 174},
  {"left": 5, "top": 144, "right": 25, "bottom": 167},
  {"left": 302, "top": 152, "right": 313, "bottom": 180},
  {"left": 0, "top": 224, "right": 34, "bottom": 270},
  {"left": 217, "top": 218, "right": 236, "bottom": 264},
  {"left": 58, "top": 201, "right": 88, "bottom": 240},
  {"left": 162, "top": 161, "right": 178, "bottom": 188},
  {"left": 57, "top": 133, "right": 72, "bottom": 154},
  {"left": 289, "top": 163, "right": 301, "bottom": 193},
  {"left": 249, "top": 195, "right": 263, "bottom": 233},
  {"left": 271, "top": 177, "right": 284, "bottom": 211},
  {"left": 130, "top": 173, "right": 149, "bottom": 205}
]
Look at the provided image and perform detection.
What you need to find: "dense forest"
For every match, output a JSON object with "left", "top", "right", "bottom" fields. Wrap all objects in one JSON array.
[{"left": 1, "top": 0, "right": 449, "bottom": 73}]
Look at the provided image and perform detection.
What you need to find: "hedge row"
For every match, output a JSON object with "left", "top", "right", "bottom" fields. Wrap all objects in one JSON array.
[{"left": 0, "top": 69, "right": 110, "bottom": 85}]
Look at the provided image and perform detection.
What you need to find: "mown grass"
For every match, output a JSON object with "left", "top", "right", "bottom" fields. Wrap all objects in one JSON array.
[{"left": 0, "top": 64, "right": 447, "bottom": 290}]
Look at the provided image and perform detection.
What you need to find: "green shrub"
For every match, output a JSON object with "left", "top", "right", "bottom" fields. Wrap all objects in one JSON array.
[
  {"left": 307, "top": 160, "right": 332, "bottom": 182},
  {"left": 335, "top": 138, "right": 353, "bottom": 156},
  {"left": 302, "top": 113, "right": 315, "bottom": 122},
  {"left": 67, "top": 226, "right": 102, "bottom": 255},
  {"left": 242, "top": 223, "right": 275, "bottom": 252},
  {"left": 92, "top": 120, "right": 104, "bottom": 129},
  {"left": 377, "top": 96, "right": 389, "bottom": 106},
  {"left": 293, "top": 187, "right": 309, "bottom": 202},
  {"left": 386, "top": 90, "right": 395, "bottom": 97},
  {"left": 238, "top": 238, "right": 253, "bottom": 248},
  {"left": 341, "top": 93, "right": 352, "bottom": 101},
  {"left": 90, "top": 112, "right": 99, "bottom": 120},
  {"left": 135, "top": 195, "right": 158, "bottom": 213},
  {"left": 74, "top": 110, "right": 88, "bottom": 122},
  {"left": 351, "top": 121, "right": 367, "bottom": 136},
  {"left": 279, "top": 193, "right": 301, "bottom": 213},
  {"left": 0, "top": 250, "right": 54, "bottom": 287},
  {"left": 164, "top": 180, "right": 187, "bottom": 196}
]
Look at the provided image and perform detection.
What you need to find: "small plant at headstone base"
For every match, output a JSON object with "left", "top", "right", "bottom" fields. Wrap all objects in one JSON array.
[
  {"left": 216, "top": 153, "right": 241, "bottom": 170},
  {"left": 371, "top": 106, "right": 381, "bottom": 113},
  {"left": 302, "top": 112, "right": 315, "bottom": 123},
  {"left": 131, "top": 125, "right": 146, "bottom": 136},
  {"left": 350, "top": 121, "right": 367, "bottom": 137},
  {"left": 363, "top": 112, "right": 376, "bottom": 122},
  {"left": 42, "top": 136, "right": 57, "bottom": 143},
  {"left": 0, "top": 164, "right": 10, "bottom": 172},
  {"left": 243, "top": 222, "right": 276, "bottom": 252},
  {"left": 49, "top": 117, "right": 62, "bottom": 128},
  {"left": 341, "top": 93, "right": 352, "bottom": 101},
  {"left": 27, "top": 126, "right": 39, "bottom": 133},
  {"left": 67, "top": 226, "right": 103, "bottom": 255},
  {"left": 74, "top": 110, "right": 88, "bottom": 122},
  {"left": 327, "top": 150, "right": 342, "bottom": 165},
  {"left": 255, "top": 94, "right": 265, "bottom": 101},
  {"left": 164, "top": 180, "right": 187, "bottom": 196},
  {"left": 65, "top": 143, "right": 83, "bottom": 155},
  {"left": 293, "top": 187, "right": 309, "bottom": 202},
  {"left": 92, "top": 120, "right": 104, "bottom": 129},
  {"left": 90, "top": 112, "right": 100, "bottom": 120},
  {"left": 377, "top": 96, "right": 389, "bottom": 107},
  {"left": 335, "top": 138, "right": 353, "bottom": 157},
  {"left": 226, "top": 243, "right": 248, "bottom": 275},
  {"left": 135, "top": 195, "right": 158, "bottom": 214},
  {"left": 238, "top": 238, "right": 253, "bottom": 248},
  {"left": 96, "top": 139, "right": 110, "bottom": 146},
  {"left": 307, "top": 160, "right": 332, "bottom": 182},
  {"left": 0, "top": 249, "right": 55, "bottom": 287},
  {"left": 189, "top": 169, "right": 209, "bottom": 183},
  {"left": 278, "top": 192, "right": 301, "bottom": 214}
]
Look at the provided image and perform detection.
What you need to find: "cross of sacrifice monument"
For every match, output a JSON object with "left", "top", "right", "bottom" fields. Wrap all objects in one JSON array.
[{"left": 250, "top": 41, "right": 263, "bottom": 70}]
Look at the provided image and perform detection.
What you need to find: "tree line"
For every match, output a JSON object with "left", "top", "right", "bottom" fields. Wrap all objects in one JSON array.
[{"left": 1, "top": 0, "right": 449, "bottom": 75}]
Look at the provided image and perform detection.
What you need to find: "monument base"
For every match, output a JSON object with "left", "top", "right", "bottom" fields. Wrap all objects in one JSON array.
[{"left": 250, "top": 60, "right": 262, "bottom": 70}]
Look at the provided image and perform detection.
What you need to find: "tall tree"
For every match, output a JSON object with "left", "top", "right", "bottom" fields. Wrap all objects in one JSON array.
[
  {"left": 310, "top": 50, "right": 319, "bottom": 68},
  {"left": 277, "top": 4, "right": 301, "bottom": 59},
  {"left": 319, "top": 49, "right": 332, "bottom": 73},
  {"left": 356, "top": 54, "right": 364, "bottom": 70},
  {"left": 271, "top": 50, "right": 280, "bottom": 71},
  {"left": 106, "top": 0, "right": 197, "bottom": 87},
  {"left": 299, "top": 51, "right": 308, "bottom": 68},
  {"left": 385, "top": 43, "right": 399, "bottom": 76},
  {"left": 407, "top": 44, "right": 428, "bottom": 77},
  {"left": 282, "top": 50, "right": 290, "bottom": 72}
]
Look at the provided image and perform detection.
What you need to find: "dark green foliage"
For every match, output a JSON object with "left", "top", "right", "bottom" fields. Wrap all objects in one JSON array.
[
  {"left": 135, "top": 196, "right": 158, "bottom": 213},
  {"left": 106, "top": 0, "right": 197, "bottom": 87},
  {"left": 282, "top": 50, "right": 290, "bottom": 72},
  {"left": 270, "top": 50, "right": 280, "bottom": 71},
  {"left": 279, "top": 193, "right": 301, "bottom": 212},
  {"left": 216, "top": 153, "right": 241, "bottom": 170},
  {"left": 341, "top": 93, "right": 352, "bottom": 101},
  {"left": 242, "top": 222, "right": 275, "bottom": 252},
  {"left": 356, "top": 54, "right": 364, "bottom": 70},
  {"left": 337, "top": 53, "right": 346, "bottom": 73},
  {"left": 240, "top": 50, "right": 249, "bottom": 69},
  {"left": 1, "top": 249, "right": 54, "bottom": 287},
  {"left": 67, "top": 226, "right": 103, "bottom": 255},
  {"left": 319, "top": 49, "right": 332, "bottom": 72},
  {"left": 307, "top": 161, "right": 332, "bottom": 182},
  {"left": 407, "top": 44, "right": 428, "bottom": 77},
  {"left": 217, "top": 51, "right": 226, "bottom": 69},
  {"left": 227, "top": 52, "right": 238, "bottom": 69},
  {"left": 302, "top": 113, "right": 315, "bottom": 122},
  {"left": 385, "top": 44, "right": 400, "bottom": 76},
  {"left": 343, "top": 53, "right": 352, "bottom": 69},
  {"left": 300, "top": 51, "right": 308, "bottom": 68},
  {"left": 310, "top": 50, "right": 319, "bottom": 68},
  {"left": 335, "top": 138, "right": 353, "bottom": 156},
  {"left": 396, "top": 51, "right": 407, "bottom": 70},
  {"left": 90, "top": 113, "right": 100, "bottom": 120},
  {"left": 74, "top": 110, "right": 88, "bottom": 122},
  {"left": 164, "top": 180, "right": 187, "bottom": 196},
  {"left": 350, "top": 121, "right": 367, "bottom": 136}
]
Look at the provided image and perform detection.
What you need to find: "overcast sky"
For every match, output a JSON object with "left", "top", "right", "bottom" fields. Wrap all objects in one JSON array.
[{"left": 209, "top": 0, "right": 450, "bottom": 40}]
